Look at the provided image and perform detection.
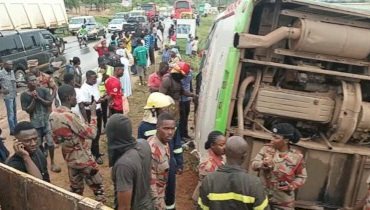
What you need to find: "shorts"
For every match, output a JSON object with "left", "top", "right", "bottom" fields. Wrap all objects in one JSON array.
[
  {"left": 136, "top": 65, "right": 146, "bottom": 77},
  {"left": 36, "top": 123, "right": 54, "bottom": 147}
]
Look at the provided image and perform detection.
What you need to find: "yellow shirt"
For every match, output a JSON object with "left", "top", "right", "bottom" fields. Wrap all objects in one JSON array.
[{"left": 98, "top": 65, "right": 114, "bottom": 96}]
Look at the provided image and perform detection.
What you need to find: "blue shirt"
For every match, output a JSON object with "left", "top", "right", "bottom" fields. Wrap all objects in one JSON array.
[
  {"left": 162, "top": 49, "right": 171, "bottom": 63},
  {"left": 144, "top": 34, "right": 155, "bottom": 49},
  {"left": 180, "top": 71, "right": 193, "bottom": 102}
]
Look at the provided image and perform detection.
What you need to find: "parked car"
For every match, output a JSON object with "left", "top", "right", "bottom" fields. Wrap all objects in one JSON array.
[
  {"left": 85, "top": 22, "right": 106, "bottom": 40},
  {"left": 108, "top": 18, "right": 126, "bottom": 33},
  {"left": 128, "top": 10, "right": 146, "bottom": 18},
  {"left": 0, "top": 29, "right": 65, "bottom": 83},
  {"left": 113, "top": 12, "right": 129, "bottom": 20},
  {"left": 127, "top": 15, "right": 149, "bottom": 31},
  {"left": 68, "top": 16, "right": 94, "bottom": 35},
  {"left": 69, "top": 16, "right": 106, "bottom": 39}
]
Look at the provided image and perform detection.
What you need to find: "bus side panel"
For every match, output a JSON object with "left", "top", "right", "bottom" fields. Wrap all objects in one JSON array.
[
  {"left": 195, "top": 15, "right": 236, "bottom": 155},
  {"left": 214, "top": 0, "right": 255, "bottom": 132}
]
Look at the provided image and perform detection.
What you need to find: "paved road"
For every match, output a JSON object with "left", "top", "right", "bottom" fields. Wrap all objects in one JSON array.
[
  {"left": 63, "top": 36, "right": 100, "bottom": 72},
  {"left": 0, "top": 36, "right": 102, "bottom": 150}
]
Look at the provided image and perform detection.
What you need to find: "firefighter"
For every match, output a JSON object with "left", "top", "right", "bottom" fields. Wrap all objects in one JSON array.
[
  {"left": 198, "top": 136, "right": 268, "bottom": 210},
  {"left": 148, "top": 112, "right": 176, "bottom": 209},
  {"left": 137, "top": 92, "right": 183, "bottom": 210},
  {"left": 137, "top": 92, "right": 175, "bottom": 140},
  {"left": 251, "top": 123, "right": 307, "bottom": 210}
]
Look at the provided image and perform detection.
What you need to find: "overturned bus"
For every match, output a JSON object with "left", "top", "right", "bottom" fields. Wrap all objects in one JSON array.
[{"left": 195, "top": 0, "right": 370, "bottom": 208}]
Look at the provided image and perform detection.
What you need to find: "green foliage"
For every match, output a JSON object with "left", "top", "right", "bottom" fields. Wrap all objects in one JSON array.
[
  {"left": 177, "top": 15, "right": 215, "bottom": 71},
  {"left": 95, "top": 16, "right": 111, "bottom": 25},
  {"left": 64, "top": 0, "right": 80, "bottom": 9}
]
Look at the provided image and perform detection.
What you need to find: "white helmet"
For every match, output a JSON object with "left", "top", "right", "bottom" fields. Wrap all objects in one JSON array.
[{"left": 144, "top": 92, "right": 174, "bottom": 109}]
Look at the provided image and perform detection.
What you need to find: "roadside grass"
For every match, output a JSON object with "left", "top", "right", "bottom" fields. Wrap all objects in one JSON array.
[
  {"left": 95, "top": 16, "right": 111, "bottom": 26},
  {"left": 177, "top": 15, "right": 215, "bottom": 71}
]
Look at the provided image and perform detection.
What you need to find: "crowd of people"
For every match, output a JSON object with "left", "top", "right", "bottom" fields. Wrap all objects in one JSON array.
[{"left": 1, "top": 18, "right": 369, "bottom": 210}]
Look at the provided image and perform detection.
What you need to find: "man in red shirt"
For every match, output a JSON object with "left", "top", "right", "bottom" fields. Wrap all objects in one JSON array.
[
  {"left": 93, "top": 39, "right": 109, "bottom": 57},
  {"left": 105, "top": 60, "right": 124, "bottom": 115},
  {"left": 148, "top": 62, "right": 169, "bottom": 93}
]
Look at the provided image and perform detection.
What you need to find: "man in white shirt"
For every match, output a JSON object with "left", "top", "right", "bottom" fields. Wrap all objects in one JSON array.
[
  {"left": 191, "top": 36, "right": 199, "bottom": 56},
  {"left": 79, "top": 70, "right": 104, "bottom": 164}
]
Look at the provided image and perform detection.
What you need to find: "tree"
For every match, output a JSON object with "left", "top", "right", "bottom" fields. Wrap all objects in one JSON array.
[{"left": 64, "top": 0, "right": 80, "bottom": 9}]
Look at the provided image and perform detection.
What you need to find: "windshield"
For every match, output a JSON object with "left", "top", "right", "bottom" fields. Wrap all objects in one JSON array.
[
  {"left": 127, "top": 17, "right": 137, "bottom": 22},
  {"left": 141, "top": 4, "right": 154, "bottom": 11},
  {"left": 176, "top": 1, "right": 190, "bottom": 9},
  {"left": 70, "top": 18, "right": 85, "bottom": 24},
  {"left": 128, "top": 17, "right": 145, "bottom": 22},
  {"left": 111, "top": 19, "right": 125, "bottom": 24}
]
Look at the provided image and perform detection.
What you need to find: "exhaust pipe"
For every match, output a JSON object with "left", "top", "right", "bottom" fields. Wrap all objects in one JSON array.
[{"left": 234, "top": 27, "right": 301, "bottom": 49}]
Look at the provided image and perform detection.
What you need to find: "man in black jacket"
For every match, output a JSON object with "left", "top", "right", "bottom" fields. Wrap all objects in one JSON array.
[{"left": 198, "top": 136, "right": 269, "bottom": 210}]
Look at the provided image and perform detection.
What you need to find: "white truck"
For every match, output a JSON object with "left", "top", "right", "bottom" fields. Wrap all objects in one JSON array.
[{"left": 0, "top": 0, "right": 68, "bottom": 32}]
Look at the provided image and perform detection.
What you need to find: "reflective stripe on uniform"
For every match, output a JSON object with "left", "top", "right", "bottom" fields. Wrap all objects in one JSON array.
[
  {"left": 144, "top": 129, "right": 156, "bottom": 137},
  {"left": 207, "top": 192, "right": 255, "bottom": 203},
  {"left": 198, "top": 197, "right": 210, "bottom": 210},
  {"left": 254, "top": 196, "right": 269, "bottom": 210},
  {"left": 173, "top": 147, "right": 183, "bottom": 154}
]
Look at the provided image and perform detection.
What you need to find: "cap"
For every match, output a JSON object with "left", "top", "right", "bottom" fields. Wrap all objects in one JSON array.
[
  {"left": 171, "top": 61, "right": 190, "bottom": 75},
  {"left": 27, "top": 59, "right": 38, "bottom": 68},
  {"left": 271, "top": 123, "right": 302, "bottom": 143}
]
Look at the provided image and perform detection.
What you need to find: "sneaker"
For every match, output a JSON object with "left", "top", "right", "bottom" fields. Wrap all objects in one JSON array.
[{"left": 51, "top": 164, "right": 62, "bottom": 173}]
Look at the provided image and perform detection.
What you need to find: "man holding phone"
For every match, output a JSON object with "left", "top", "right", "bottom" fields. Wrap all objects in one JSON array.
[{"left": 7, "top": 121, "right": 50, "bottom": 182}]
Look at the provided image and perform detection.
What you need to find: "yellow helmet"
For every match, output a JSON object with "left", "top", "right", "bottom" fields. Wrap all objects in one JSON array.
[{"left": 144, "top": 92, "right": 175, "bottom": 109}]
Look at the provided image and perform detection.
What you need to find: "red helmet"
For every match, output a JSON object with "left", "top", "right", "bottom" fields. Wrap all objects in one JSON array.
[{"left": 177, "top": 61, "right": 190, "bottom": 75}]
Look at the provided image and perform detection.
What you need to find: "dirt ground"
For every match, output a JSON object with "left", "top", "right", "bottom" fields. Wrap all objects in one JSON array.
[{"left": 6, "top": 63, "right": 200, "bottom": 209}]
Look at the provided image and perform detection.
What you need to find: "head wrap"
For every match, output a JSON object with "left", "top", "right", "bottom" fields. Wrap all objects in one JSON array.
[
  {"left": 106, "top": 114, "right": 136, "bottom": 166},
  {"left": 271, "top": 123, "right": 302, "bottom": 143}
]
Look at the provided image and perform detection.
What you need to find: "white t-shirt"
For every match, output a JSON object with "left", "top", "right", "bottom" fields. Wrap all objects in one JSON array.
[
  {"left": 71, "top": 88, "right": 83, "bottom": 120},
  {"left": 192, "top": 40, "right": 199, "bottom": 51},
  {"left": 79, "top": 82, "right": 101, "bottom": 110}
]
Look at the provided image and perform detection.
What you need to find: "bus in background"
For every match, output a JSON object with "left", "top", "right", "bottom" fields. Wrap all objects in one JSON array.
[
  {"left": 172, "top": 0, "right": 194, "bottom": 19},
  {"left": 141, "top": 2, "right": 159, "bottom": 22}
]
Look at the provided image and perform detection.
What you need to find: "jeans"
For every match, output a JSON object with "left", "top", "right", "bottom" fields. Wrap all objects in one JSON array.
[{"left": 4, "top": 98, "right": 17, "bottom": 134}]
